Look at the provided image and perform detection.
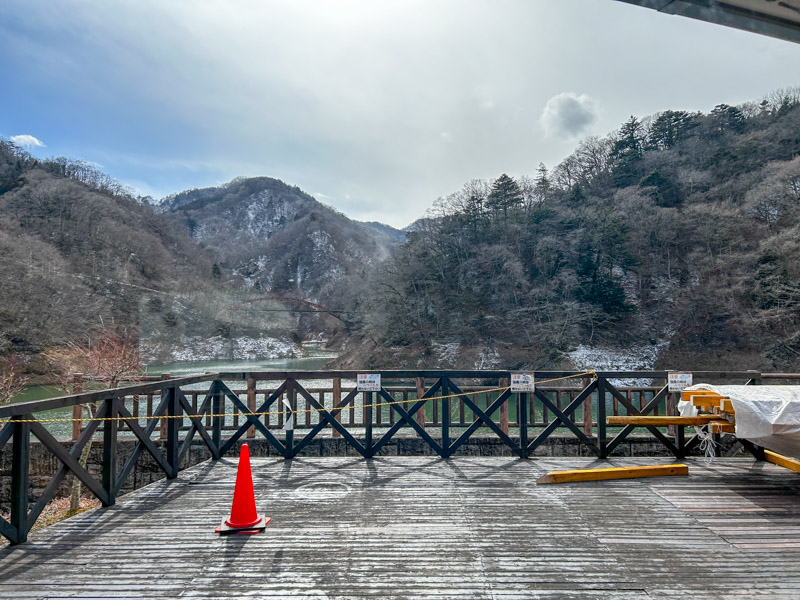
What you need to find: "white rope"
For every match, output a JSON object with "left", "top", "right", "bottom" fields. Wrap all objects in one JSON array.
[{"left": 696, "top": 424, "right": 718, "bottom": 463}]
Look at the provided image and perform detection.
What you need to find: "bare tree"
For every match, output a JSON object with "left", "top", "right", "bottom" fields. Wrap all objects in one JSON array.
[
  {"left": 64, "top": 328, "right": 142, "bottom": 389},
  {"left": 47, "top": 328, "right": 142, "bottom": 511},
  {"left": 0, "top": 354, "right": 29, "bottom": 406}
]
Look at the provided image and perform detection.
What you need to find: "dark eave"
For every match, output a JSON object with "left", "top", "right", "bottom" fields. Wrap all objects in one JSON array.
[{"left": 616, "top": 0, "right": 800, "bottom": 44}]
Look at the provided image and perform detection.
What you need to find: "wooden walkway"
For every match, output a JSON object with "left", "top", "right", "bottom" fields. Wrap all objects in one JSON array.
[{"left": 2, "top": 457, "right": 800, "bottom": 599}]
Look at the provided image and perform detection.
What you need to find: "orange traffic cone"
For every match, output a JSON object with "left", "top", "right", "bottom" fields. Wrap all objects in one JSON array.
[{"left": 215, "top": 443, "right": 271, "bottom": 535}]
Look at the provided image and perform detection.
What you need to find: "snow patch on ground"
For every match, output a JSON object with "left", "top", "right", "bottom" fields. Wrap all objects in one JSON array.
[
  {"left": 568, "top": 340, "right": 670, "bottom": 386},
  {"left": 303, "top": 333, "right": 329, "bottom": 344},
  {"left": 141, "top": 335, "right": 303, "bottom": 363},
  {"left": 476, "top": 347, "right": 500, "bottom": 369},
  {"left": 432, "top": 342, "right": 460, "bottom": 367},
  {"left": 309, "top": 229, "right": 335, "bottom": 263}
]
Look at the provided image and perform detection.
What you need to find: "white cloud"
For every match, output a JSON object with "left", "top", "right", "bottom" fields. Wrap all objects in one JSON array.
[
  {"left": 539, "top": 92, "right": 600, "bottom": 139},
  {"left": 10, "top": 134, "right": 46, "bottom": 149}
]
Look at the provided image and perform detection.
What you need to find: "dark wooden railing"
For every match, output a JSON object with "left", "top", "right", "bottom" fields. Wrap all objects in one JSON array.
[{"left": 0, "top": 369, "right": 775, "bottom": 544}]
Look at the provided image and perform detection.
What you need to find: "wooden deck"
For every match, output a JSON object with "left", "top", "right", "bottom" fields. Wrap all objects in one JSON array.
[{"left": 3, "top": 456, "right": 800, "bottom": 599}]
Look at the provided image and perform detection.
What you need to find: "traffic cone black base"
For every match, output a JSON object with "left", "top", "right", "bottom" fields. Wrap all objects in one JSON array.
[{"left": 215, "top": 515, "right": 271, "bottom": 535}]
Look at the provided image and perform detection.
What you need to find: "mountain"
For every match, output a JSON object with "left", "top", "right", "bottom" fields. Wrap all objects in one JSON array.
[
  {"left": 359, "top": 221, "right": 407, "bottom": 242},
  {"left": 162, "top": 176, "right": 401, "bottom": 340}
]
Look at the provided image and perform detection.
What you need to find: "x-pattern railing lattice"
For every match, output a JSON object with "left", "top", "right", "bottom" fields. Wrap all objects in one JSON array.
[{"left": 1, "top": 369, "right": 767, "bottom": 544}]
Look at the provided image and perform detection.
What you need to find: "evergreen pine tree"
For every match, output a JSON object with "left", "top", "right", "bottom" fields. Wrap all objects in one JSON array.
[{"left": 486, "top": 173, "right": 523, "bottom": 219}]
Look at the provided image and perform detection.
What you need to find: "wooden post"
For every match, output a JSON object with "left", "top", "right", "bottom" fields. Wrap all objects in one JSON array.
[
  {"left": 159, "top": 374, "right": 170, "bottom": 440},
  {"left": 166, "top": 387, "right": 180, "bottom": 478},
  {"left": 285, "top": 381, "right": 296, "bottom": 458},
  {"left": 667, "top": 391, "right": 677, "bottom": 437},
  {"left": 519, "top": 392, "right": 528, "bottom": 458},
  {"left": 596, "top": 377, "right": 606, "bottom": 458},
  {"left": 583, "top": 382, "right": 593, "bottom": 437},
  {"left": 416, "top": 377, "right": 426, "bottom": 429},
  {"left": 676, "top": 425, "right": 686, "bottom": 459},
  {"left": 247, "top": 378, "right": 256, "bottom": 438},
  {"left": 10, "top": 419, "right": 31, "bottom": 544},
  {"left": 71, "top": 373, "right": 84, "bottom": 441},
  {"left": 364, "top": 391, "right": 373, "bottom": 457},
  {"left": 102, "top": 397, "right": 119, "bottom": 504},
  {"left": 332, "top": 377, "right": 342, "bottom": 437},
  {"left": 441, "top": 377, "right": 450, "bottom": 457},
  {"left": 500, "top": 377, "right": 509, "bottom": 436}
]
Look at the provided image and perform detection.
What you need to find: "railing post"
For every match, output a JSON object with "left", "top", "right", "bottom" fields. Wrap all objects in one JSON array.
[
  {"left": 675, "top": 424, "right": 686, "bottom": 459},
  {"left": 519, "top": 391, "right": 528, "bottom": 458},
  {"left": 332, "top": 377, "right": 342, "bottom": 437},
  {"left": 247, "top": 377, "right": 256, "bottom": 439},
  {"left": 212, "top": 381, "right": 222, "bottom": 450},
  {"left": 416, "top": 377, "right": 426, "bottom": 429},
  {"left": 167, "top": 387, "right": 180, "bottom": 478},
  {"left": 102, "top": 397, "right": 119, "bottom": 505},
  {"left": 597, "top": 377, "right": 607, "bottom": 459},
  {"left": 72, "top": 373, "right": 84, "bottom": 441},
  {"left": 666, "top": 390, "right": 677, "bottom": 437},
  {"left": 285, "top": 380, "right": 296, "bottom": 458},
  {"left": 364, "top": 390, "right": 373, "bottom": 457},
  {"left": 583, "top": 380, "right": 593, "bottom": 437},
  {"left": 499, "top": 377, "right": 509, "bottom": 436},
  {"left": 10, "top": 418, "right": 30, "bottom": 545},
  {"left": 159, "top": 374, "right": 171, "bottom": 440},
  {"left": 441, "top": 377, "right": 450, "bottom": 458}
]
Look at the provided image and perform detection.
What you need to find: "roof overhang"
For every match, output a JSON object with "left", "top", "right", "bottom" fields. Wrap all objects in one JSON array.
[{"left": 616, "top": 0, "right": 800, "bottom": 44}]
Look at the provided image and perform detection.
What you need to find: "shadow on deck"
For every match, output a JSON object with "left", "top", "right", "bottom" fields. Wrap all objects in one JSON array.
[{"left": 2, "top": 457, "right": 800, "bottom": 599}]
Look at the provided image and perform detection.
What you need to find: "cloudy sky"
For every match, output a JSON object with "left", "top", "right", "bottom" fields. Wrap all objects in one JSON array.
[{"left": 1, "top": 0, "right": 799, "bottom": 227}]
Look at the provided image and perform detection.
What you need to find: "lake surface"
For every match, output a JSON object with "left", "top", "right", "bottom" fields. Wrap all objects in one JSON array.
[
  {"left": 11, "top": 351, "right": 339, "bottom": 405},
  {"left": 142, "top": 350, "right": 338, "bottom": 378},
  {"left": 5, "top": 352, "right": 340, "bottom": 439}
]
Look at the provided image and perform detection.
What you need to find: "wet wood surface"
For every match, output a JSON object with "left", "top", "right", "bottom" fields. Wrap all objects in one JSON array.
[{"left": 2, "top": 456, "right": 800, "bottom": 598}]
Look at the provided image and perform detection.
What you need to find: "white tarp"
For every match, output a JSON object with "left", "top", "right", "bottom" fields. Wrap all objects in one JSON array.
[{"left": 680, "top": 384, "right": 800, "bottom": 459}]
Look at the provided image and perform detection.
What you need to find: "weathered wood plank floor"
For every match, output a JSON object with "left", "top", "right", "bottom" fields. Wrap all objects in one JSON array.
[{"left": 3, "top": 457, "right": 800, "bottom": 599}]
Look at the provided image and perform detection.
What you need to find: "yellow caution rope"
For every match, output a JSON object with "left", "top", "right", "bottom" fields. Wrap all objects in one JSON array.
[{"left": 0, "top": 371, "right": 597, "bottom": 426}]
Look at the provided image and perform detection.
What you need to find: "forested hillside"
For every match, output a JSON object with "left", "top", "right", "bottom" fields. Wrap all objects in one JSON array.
[
  {"left": 0, "top": 150, "right": 397, "bottom": 366},
  {"left": 0, "top": 141, "right": 213, "bottom": 358},
  {"left": 343, "top": 89, "right": 800, "bottom": 371}
]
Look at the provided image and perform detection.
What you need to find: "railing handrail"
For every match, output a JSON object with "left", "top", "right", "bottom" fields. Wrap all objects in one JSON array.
[
  {"left": 0, "top": 368, "right": 790, "bottom": 544},
  {"left": 0, "top": 374, "right": 219, "bottom": 417},
  {"left": 1, "top": 369, "right": 770, "bottom": 418}
]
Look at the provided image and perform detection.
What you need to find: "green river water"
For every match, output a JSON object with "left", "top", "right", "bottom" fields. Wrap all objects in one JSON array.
[{"left": 7, "top": 351, "right": 338, "bottom": 439}]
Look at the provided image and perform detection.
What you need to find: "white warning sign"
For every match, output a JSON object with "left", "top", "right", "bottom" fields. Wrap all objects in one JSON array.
[
  {"left": 511, "top": 372, "right": 535, "bottom": 393},
  {"left": 668, "top": 372, "right": 693, "bottom": 392},
  {"left": 357, "top": 373, "right": 381, "bottom": 392}
]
